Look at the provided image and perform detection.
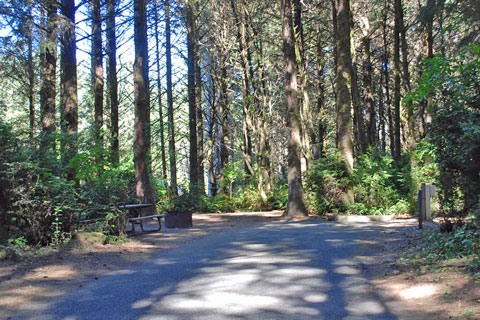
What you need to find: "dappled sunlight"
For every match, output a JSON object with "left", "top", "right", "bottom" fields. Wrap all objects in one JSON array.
[
  {"left": 31, "top": 220, "right": 440, "bottom": 319},
  {"left": 345, "top": 300, "right": 386, "bottom": 315},
  {"left": 334, "top": 265, "right": 361, "bottom": 275},
  {"left": 399, "top": 284, "right": 437, "bottom": 299}
]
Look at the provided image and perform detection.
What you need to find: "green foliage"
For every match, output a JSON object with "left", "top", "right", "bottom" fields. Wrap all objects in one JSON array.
[
  {"left": 351, "top": 149, "right": 401, "bottom": 214},
  {"left": 304, "top": 153, "right": 351, "bottom": 214},
  {"left": 3, "top": 159, "right": 79, "bottom": 245},
  {"left": 70, "top": 148, "right": 136, "bottom": 207},
  {"left": 408, "top": 45, "right": 480, "bottom": 218},
  {"left": 418, "top": 222, "right": 480, "bottom": 270},
  {"left": 305, "top": 151, "right": 411, "bottom": 215},
  {"left": 219, "top": 161, "right": 247, "bottom": 199}
]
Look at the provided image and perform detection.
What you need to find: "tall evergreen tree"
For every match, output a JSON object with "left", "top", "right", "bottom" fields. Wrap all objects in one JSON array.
[
  {"left": 133, "top": 0, "right": 156, "bottom": 208},
  {"left": 282, "top": 0, "right": 307, "bottom": 217},
  {"left": 60, "top": 0, "right": 78, "bottom": 181}
]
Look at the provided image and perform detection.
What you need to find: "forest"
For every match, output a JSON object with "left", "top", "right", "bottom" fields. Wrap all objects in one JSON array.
[{"left": 0, "top": 0, "right": 478, "bottom": 249}]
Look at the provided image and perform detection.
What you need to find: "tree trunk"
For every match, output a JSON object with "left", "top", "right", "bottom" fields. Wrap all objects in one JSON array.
[
  {"left": 399, "top": 0, "right": 414, "bottom": 146},
  {"left": 186, "top": 2, "right": 199, "bottom": 192},
  {"left": 219, "top": 64, "right": 229, "bottom": 193},
  {"left": 153, "top": 0, "right": 167, "bottom": 179},
  {"left": 134, "top": 0, "right": 156, "bottom": 209},
  {"left": 26, "top": 3, "right": 35, "bottom": 140},
  {"left": 331, "top": 0, "right": 339, "bottom": 148},
  {"left": 313, "top": 27, "right": 326, "bottom": 160},
  {"left": 350, "top": 7, "right": 366, "bottom": 155},
  {"left": 282, "top": 0, "right": 307, "bottom": 217},
  {"left": 230, "top": 0, "right": 254, "bottom": 177},
  {"left": 40, "top": 0, "right": 58, "bottom": 158},
  {"left": 382, "top": 6, "right": 394, "bottom": 157},
  {"left": 165, "top": 0, "right": 178, "bottom": 195},
  {"left": 195, "top": 33, "right": 205, "bottom": 194},
  {"left": 360, "top": 9, "right": 377, "bottom": 149},
  {"left": 60, "top": 0, "right": 78, "bottom": 182},
  {"left": 336, "top": 0, "right": 354, "bottom": 205},
  {"left": 40, "top": 1, "right": 57, "bottom": 157},
  {"left": 91, "top": 0, "right": 104, "bottom": 166},
  {"left": 393, "top": 0, "right": 402, "bottom": 163},
  {"left": 294, "top": 0, "right": 312, "bottom": 171},
  {"left": 206, "top": 80, "right": 217, "bottom": 197},
  {"left": 106, "top": 0, "right": 119, "bottom": 165}
]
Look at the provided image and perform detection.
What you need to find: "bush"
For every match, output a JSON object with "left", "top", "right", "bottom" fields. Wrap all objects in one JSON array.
[
  {"left": 408, "top": 45, "right": 480, "bottom": 219},
  {"left": 305, "top": 150, "right": 408, "bottom": 216},
  {"left": 304, "top": 153, "right": 351, "bottom": 214},
  {"left": 3, "top": 161, "right": 78, "bottom": 245}
]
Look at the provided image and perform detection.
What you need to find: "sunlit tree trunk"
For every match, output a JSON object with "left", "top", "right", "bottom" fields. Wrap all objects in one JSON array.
[
  {"left": 230, "top": 0, "right": 254, "bottom": 177},
  {"left": 350, "top": 6, "right": 366, "bottom": 155},
  {"left": 282, "top": 0, "right": 307, "bottom": 217},
  {"left": 134, "top": 0, "right": 156, "bottom": 209},
  {"left": 60, "top": 0, "right": 78, "bottom": 182},
  {"left": 312, "top": 27, "right": 326, "bottom": 160},
  {"left": 153, "top": 0, "right": 167, "bottom": 179},
  {"left": 165, "top": 0, "right": 178, "bottom": 195},
  {"left": 91, "top": 0, "right": 104, "bottom": 165},
  {"left": 26, "top": 2, "right": 35, "bottom": 140},
  {"left": 195, "top": 36, "right": 205, "bottom": 194},
  {"left": 40, "top": 1, "right": 57, "bottom": 157},
  {"left": 336, "top": 0, "right": 354, "bottom": 204},
  {"left": 186, "top": 2, "right": 199, "bottom": 192},
  {"left": 393, "top": 0, "right": 402, "bottom": 163},
  {"left": 106, "top": 0, "right": 119, "bottom": 165}
]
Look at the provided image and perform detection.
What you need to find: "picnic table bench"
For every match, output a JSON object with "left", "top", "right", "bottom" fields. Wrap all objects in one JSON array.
[
  {"left": 114, "top": 204, "right": 165, "bottom": 234},
  {"left": 78, "top": 203, "right": 165, "bottom": 234}
]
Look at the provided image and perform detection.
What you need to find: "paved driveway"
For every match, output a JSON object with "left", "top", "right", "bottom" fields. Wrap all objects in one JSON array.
[{"left": 24, "top": 221, "right": 431, "bottom": 319}]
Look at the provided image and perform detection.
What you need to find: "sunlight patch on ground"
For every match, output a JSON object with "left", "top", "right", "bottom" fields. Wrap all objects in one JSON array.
[
  {"left": 346, "top": 300, "right": 386, "bottom": 315},
  {"left": 399, "top": 284, "right": 437, "bottom": 299},
  {"left": 334, "top": 265, "right": 360, "bottom": 275},
  {"left": 25, "top": 266, "right": 77, "bottom": 280},
  {"left": 303, "top": 293, "right": 328, "bottom": 303}
]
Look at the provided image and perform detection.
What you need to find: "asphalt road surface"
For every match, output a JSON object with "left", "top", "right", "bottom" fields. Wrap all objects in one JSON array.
[{"left": 18, "top": 221, "right": 432, "bottom": 320}]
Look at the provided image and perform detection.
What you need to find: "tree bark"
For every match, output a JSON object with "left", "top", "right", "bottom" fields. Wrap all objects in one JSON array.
[
  {"left": 312, "top": 27, "right": 326, "bottom": 160},
  {"left": 60, "top": 0, "right": 78, "bottom": 182},
  {"left": 382, "top": 6, "right": 395, "bottom": 157},
  {"left": 106, "top": 0, "right": 119, "bottom": 165},
  {"left": 186, "top": 2, "right": 199, "bottom": 192},
  {"left": 165, "top": 0, "right": 178, "bottom": 195},
  {"left": 230, "top": 0, "right": 254, "bottom": 177},
  {"left": 350, "top": 6, "right": 366, "bottom": 155},
  {"left": 134, "top": 0, "right": 156, "bottom": 209},
  {"left": 282, "top": 0, "right": 308, "bottom": 217},
  {"left": 26, "top": 3, "right": 35, "bottom": 140},
  {"left": 336, "top": 0, "right": 355, "bottom": 204},
  {"left": 195, "top": 30, "right": 205, "bottom": 194},
  {"left": 40, "top": 1, "right": 57, "bottom": 157},
  {"left": 399, "top": 0, "right": 414, "bottom": 146},
  {"left": 153, "top": 0, "right": 167, "bottom": 179},
  {"left": 393, "top": 0, "right": 402, "bottom": 163},
  {"left": 91, "top": 0, "right": 104, "bottom": 165}
]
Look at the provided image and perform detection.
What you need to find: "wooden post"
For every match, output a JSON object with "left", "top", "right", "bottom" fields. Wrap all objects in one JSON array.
[
  {"left": 421, "top": 183, "right": 427, "bottom": 221},
  {"left": 418, "top": 189, "right": 423, "bottom": 229},
  {"left": 425, "top": 184, "right": 431, "bottom": 220}
]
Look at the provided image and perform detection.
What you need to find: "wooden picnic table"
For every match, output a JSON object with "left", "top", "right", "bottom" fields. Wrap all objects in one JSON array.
[
  {"left": 111, "top": 203, "right": 165, "bottom": 234},
  {"left": 78, "top": 204, "right": 164, "bottom": 234}
]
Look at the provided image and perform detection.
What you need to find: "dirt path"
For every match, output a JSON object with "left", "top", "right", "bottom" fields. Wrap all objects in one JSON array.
[{"left": 0, "top": 212, "right": 478, "bottom": 319}]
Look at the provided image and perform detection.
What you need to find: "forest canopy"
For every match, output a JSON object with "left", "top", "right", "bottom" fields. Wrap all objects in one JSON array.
[{"left": 0, "top": 0, "right": 479, "bottom": 245}]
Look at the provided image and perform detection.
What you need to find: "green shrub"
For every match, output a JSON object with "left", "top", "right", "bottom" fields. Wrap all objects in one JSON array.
[
  {"left": 407, "top": 45, "right": 480, "bottom": 218},
  {"left": 305, "top": 150, "right": 409, "bottom": 215},
  {"left": 3, "top": 161, "right": 78, "bottom": 245},
  {"left": 304, "top": 153, "right": 351, "bottom": 214}
]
